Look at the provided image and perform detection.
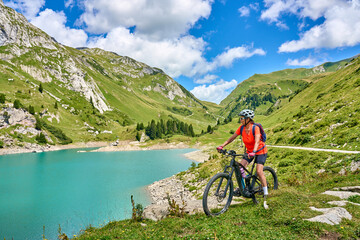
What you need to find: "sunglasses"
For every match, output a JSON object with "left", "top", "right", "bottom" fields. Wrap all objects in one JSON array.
[{"left": 240, "top": 117, "right": 246, "bottom": 120}]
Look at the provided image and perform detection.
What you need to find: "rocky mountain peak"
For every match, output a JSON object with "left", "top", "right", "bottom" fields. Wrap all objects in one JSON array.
[{"left": 0, "top": 3, "right": 57, "bottom": 49}]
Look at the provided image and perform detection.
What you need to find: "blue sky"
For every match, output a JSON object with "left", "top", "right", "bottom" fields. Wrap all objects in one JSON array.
[{"left": 4, "top": 0, "right": 360, "bottom": 104}]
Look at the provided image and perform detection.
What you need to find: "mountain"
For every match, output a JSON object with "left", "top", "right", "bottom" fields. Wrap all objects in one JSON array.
[
  {"left": 0, "top": 2, "right": 216, "bottom": 147},
  {"left": 220, "top": 56, "right": 356, "bottom": 118},
  {"left": 261, "top": 55, "right": 360, "bottom": 150}
]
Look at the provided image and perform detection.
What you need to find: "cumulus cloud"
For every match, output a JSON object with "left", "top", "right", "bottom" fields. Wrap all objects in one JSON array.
[
  {"left": 286, "top": 57, "right": 319, "bottom": 66},
  {"left": 212, "top": 46, "right": 266, "bottom": 68},
  {"left": 3, "top": 0, "right": 266, "bottom": 82},
  {"left": 190, "top": 79, "right": 238, "bottom": 104},
  {"left": 261, "top": 0, "right": 360, "bottom": 52},
  {"left": 78, "top": 0, "right": 213, "bottom": 40},
  {"left": 238, "top": 6, "right": 250, "bottom": 17},
  {"left": 87, "top": 27, "right": 207, "bottom": 77},
  {"left": 4, "top": 0, "right": 45, "bottom": 19},
  {"left": 194, "top": 74, "right": 218, "bottom": 84},
  {"left": 31, "top": 9, "right": 88, "bottom": 48},
  {"left": 88, "top": 30, "right": 265, "bottom": 78}
]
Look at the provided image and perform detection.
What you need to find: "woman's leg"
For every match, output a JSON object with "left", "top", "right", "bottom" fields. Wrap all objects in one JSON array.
[{"left": 256, "top": 164, "right": 267, "bottom": 187}]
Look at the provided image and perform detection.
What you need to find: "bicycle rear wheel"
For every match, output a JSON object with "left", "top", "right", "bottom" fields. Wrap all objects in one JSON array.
[
  {"left": 253, "top": 166, "right": 278, "bottom": 195},
  {"left": 263, "top": 166, "right": 278, "bottom": 191},
  {"left": 202, "top": 173, "right": 233, "bottom": 216}
]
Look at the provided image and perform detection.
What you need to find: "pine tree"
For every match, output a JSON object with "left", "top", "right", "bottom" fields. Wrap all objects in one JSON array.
[
  {"left": 90, "top": 97, "right": 94, "bottom": 108},
  {"left": 28, "top": 105, "right": 35, "bottom": 115},
  {"left": 36, "top": 133, "right": 47, "bottom": 144},
  {"left": 136, "top": 132, "right": 141, "bottom": 141},
  {"left": 136, "top": 123, "right": 140, "bottom": 131},
  {"left": 207, "top": 125, "right": 212, "bottom": 133},
  {"left": 54, "top": 102, "right": 58, "bottom": 109},
  {"left": 35, "top": 117, "right": 42, "bottom": 130},
  {"left": 149, "top": 120, "right": 156, "bottom": 140},
  {"left": 39, "top": 83, "right": 43, "bottom": 93},
  {"left": 189, "top": 124, "right": 195, "bottom": 137}
]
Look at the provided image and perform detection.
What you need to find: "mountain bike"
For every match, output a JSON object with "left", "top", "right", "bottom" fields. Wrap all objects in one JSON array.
[{"left": 202, "top": 149, "right": 278, "bottom": 216}]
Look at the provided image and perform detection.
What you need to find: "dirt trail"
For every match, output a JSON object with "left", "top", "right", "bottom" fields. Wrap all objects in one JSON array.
[{"left": 268, "top": 145, "right": 360, "bottom": 154}]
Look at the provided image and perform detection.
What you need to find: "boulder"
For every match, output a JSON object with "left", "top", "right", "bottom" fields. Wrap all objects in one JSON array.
[{"left": 306, "top": 207, "right": 352, "bottom": 225}]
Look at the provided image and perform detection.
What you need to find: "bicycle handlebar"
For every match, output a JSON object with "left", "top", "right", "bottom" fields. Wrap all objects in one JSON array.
[{"left": 218, "top": 149, "right": 246, "bottom": 158}]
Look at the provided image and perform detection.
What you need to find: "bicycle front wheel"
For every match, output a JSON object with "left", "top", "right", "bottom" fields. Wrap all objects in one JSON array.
[{"left": 202, "top": 173, "right": 233, "bottom": 216}]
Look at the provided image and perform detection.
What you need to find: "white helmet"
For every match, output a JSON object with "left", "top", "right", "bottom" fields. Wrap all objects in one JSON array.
[{"left": 239, "top": 109, "right": 254, "bottom": 119}]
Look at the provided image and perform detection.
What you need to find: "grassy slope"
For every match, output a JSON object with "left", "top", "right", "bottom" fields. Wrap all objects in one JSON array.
[
  {"left": 260, "top": 56, "right": 360, "bottom": 150},
  {"left": 0, "top": 44, "right": 218, "bottom": 145},
  {"left": 220, "top": 57, "right": 356, "bottom": 118}
]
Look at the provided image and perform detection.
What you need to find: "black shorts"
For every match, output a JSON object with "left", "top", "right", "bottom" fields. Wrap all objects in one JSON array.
[{"left": 244, "top": 153, "right": 267, "bottom": 165}]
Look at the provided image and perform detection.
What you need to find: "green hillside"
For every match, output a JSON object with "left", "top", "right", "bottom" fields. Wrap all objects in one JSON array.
[
  {"left": 0, "top": 3, "right": 218, "bottom": 147},
  {"left": 261, "top": 55, "right": 360, "bottom": 150},
  {"left": 220, "top": 56, "right": 356, "bottom": 118}
]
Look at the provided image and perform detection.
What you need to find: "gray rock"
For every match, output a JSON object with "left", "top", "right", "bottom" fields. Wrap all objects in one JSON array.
[
  {"left": 328, "top": 201, "right": 348, "bottom": 206},
  {"left": 323, "top": 190, "right": 360, "bottom": 199},
  {"left": 143, "top": 204, "right": 169, "bottom": 221},
  {"left": 306, "top": 207, "right": 352, "bottom": 225},
  {"left": 333, "top": 186, "right": 360, "bottom": 193}
]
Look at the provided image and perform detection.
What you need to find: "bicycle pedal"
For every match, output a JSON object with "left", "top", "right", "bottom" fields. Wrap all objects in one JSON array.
[{"left": 233, "top": 188, "right": 241, "bottom": 197}]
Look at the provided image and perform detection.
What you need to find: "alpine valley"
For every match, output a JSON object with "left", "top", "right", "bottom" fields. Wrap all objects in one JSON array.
[{"left": 0, "top": 0, "right": 359, "bottom": 152}]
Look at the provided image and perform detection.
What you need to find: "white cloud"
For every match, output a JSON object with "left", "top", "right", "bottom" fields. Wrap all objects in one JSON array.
[
  {"left": 261, "top": 0, "right": 360, "bottom": 52},
  {"left": 286, "top": 57, "right": 319, "bottom": 66},
  {"left": 3, "top": 0, "right": 266, "bottom": 80},
  {"left": 79, "top": 0, "right": 213, "bottom": 40},
  {"left": 279, "top": 1, "right": 360, "bottom": 52},
  {"left": 31, "top": 9, "right": 88, "bottom": 48},
  {"left": 249, "top": 3, "right": 260, "bottom": 11},
  {"left": 194, "top": 74, "right": 218, "bottom": 84},
  {"left": 190, "top": 79, "right": 238, "bottom": 104},
  {"left": 212, "top": 46, "right": 266, "bottom": 68},
  {"left": 88, "top": 30, "right": 265, "bottom": 78},
  {"left": 4, "top": 0, "right": 44, "bottom": 19},
  {"left": 87, "top": 27, "right": 209, "bottom": 78},
  {"left": 238, "top": 6, "right": 250, "bottom": 17},
  {"left": 64, "top": 0, "right": 74, "bottom": 9}
]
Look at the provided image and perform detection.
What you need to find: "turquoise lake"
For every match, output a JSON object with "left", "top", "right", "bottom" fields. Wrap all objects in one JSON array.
[{"left": 0, "top": 148, "right": 197, "bottom": 240}]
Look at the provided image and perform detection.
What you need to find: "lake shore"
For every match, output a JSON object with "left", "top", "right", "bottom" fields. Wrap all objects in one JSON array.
[
  {"left": 0, "top": 141, "right": 109, "bottom": 156},
  {"left": 0, "top": 140, "right": 212, "bottom": 163}
]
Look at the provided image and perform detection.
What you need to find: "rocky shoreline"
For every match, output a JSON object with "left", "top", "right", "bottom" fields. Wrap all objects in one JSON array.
[{"left": 143, "top": 149, "right": 211, "bottom": 221}]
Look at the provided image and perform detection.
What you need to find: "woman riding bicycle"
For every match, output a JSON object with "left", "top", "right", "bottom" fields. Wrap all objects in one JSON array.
[{"left": 217, "top": 109, "right": 269, "bottom": 206}]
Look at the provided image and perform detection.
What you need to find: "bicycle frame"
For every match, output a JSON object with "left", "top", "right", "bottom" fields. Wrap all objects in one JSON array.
[{"left": 216, "top": 153, "right": 262, "bottom": 199}]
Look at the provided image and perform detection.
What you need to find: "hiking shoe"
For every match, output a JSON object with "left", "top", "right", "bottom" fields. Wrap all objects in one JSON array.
[{"left": 233, "top": 188, "right": 241, "bottom": 197}]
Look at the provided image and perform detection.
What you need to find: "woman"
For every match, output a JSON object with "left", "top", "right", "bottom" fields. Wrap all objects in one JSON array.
[{"left": 217, "top": 109, "right": 269, "bottom": 209}]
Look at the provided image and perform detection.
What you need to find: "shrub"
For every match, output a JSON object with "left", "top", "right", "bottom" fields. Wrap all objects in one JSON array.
[
  {"left": 131, "top": 195, "right": 143, "bottom": 222},
  {"left": 278, "top": 159, "right": 296, "bottom": 167},
  {"left": 0, "top": 140, "right": 3, "bottom": 148},
  {"left": 36, "top": 118, "right": 72, "bottom": 144},
  {"left": 0, "top": 93, "right": 5, "bottom": 104},
  {"left": 13, "top": 99, "right": 21, "bottom": 109},
  {"left": 36, "top": 133, "right": 47, "bottom": 144},
  {"left": 167, "top": 193, "right": 186, "bottom": 218}
]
